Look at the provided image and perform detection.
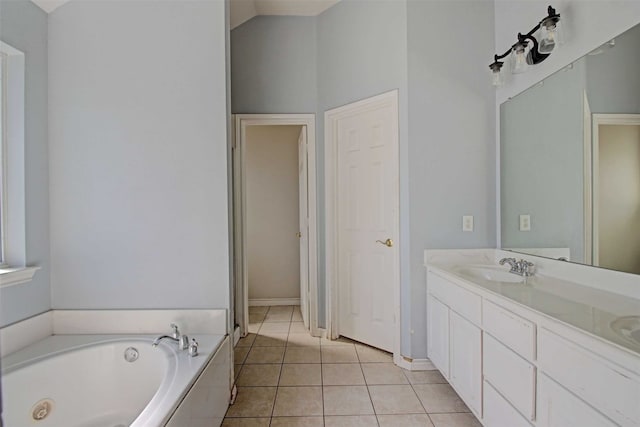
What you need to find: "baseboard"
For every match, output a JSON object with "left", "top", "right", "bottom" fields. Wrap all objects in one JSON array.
[
  {"left": 233, "top": 325, "right": 240, "bottom": 347},
  {"left": 313, "top": 327, "right": 327, "bottom": 339},
  {"left": 394, "top": 354, "right": 437, "bottom": 371},
  {"left": 248, "top": 298, "right": 300, "bottom": 306}
]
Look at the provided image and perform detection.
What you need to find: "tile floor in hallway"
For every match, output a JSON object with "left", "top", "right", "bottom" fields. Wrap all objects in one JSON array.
[{"left": 223, "top": 305, "right": 482, "bottom": 427}]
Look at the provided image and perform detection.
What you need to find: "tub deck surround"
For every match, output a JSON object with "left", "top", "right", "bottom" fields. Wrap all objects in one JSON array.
[
  {"left": 2, "top": 334, "right": 229, "bottom": 427},
  {"left": 0, "top": 311, "right": 53, "bottom": 357},
  {"left": 0, "top": 309, "right": 228, "bottom": 357},
  {"left": 425, "top": 249, "right": 640, "bottom": 356}
]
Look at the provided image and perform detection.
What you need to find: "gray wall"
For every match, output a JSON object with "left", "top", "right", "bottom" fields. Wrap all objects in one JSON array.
[
  {"left": 407, "top": 0, "right": 496, "bottom": 357},
  {"left": 48, "top": 1, "right": 229, "bottom": 310},
  {"left": 316, "top": 0, "right": 409, "bottom": 346},
  {"left": 231, "top": 0, "right": 497, "bottom": 358},
  {"left": 0, "top": 0, "right": 51, "bottom": 327},
  {"left": 231, "top": 16, "right": 317, "bottom": 113},
  {"left": 500, "top": 59, "right": 586, "bottom": 261}
]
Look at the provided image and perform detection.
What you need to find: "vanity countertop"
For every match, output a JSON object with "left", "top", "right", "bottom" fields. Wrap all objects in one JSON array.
[{"left": 427, "top": 262, "right": 640, "bottom": 357}]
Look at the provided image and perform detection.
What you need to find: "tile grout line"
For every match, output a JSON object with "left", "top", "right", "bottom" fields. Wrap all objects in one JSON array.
[
  {"left": 404, "top": 369, "right": 437, "bottom": 427},
  {"left": 267, "top": 306, "right": 281, "bottom": 426},
  {"left": 355, "top": 343, "right": 381, "bottom": 426},
  {"left": 320, "top": 329, "right": 326, "bottom": 427}
]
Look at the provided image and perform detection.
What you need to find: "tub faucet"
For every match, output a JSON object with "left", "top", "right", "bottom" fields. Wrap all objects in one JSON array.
[
  {"left": 153, "top": 323, "right": 189, "bottom": 350},
  {"left": 499, "top": 257, "right": 535, "bottom": 277}
]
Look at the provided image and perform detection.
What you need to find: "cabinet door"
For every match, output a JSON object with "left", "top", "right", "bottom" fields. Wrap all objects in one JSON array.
[
  {"left": 427, "top": 294, "right": 449, "bottom": 378},
  {"left": 450, "top": 311, "right": 482, "bottom": 416}
]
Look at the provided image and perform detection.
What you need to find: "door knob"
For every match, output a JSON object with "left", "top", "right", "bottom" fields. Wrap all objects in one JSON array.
[
  {"left": 376, "top": 238, "right": 393, "bottom": 247},
  {"left": 296, "top": 232, "right": 302, "bottom": 238}
]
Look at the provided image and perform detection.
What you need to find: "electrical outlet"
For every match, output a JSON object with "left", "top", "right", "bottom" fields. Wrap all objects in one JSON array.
[
  {"left": 462, "top": 215, "right": 474, "bottom": 232},
  {"left": 519, "top": 214, "right": 531, "bottom": 231}
]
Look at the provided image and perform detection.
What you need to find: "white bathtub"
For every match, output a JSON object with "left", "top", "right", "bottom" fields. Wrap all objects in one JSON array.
[{"left": 2, "top": 334, "right": 229, "bottom": 427}]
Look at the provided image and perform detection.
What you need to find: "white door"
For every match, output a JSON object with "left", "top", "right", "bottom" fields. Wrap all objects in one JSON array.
[
  {"left": 298, "top": 126, "right": 309, "bottom": 328},
  {"left": 334, "top": 93, "right": 399, "bottom": 352},
  {"left": 449, "top": 311, "right": 482, "bottom": 417}
]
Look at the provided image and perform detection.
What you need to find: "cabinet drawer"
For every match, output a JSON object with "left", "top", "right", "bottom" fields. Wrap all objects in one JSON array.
[
  {"left": 483, "top": 380, "right": 532, "bottom": 427},
  {"left": 483, "top": 299, "right": 535, "bottom": 360},
  {"left": 537, "top": 373, "right": 617, "bottom": 427},
  {"left": 484, "top": 333, "right": 536, "bottom": 420},
  {"left": 427, "top": 272, "right": 481, "bottom": 326},
  {"left": 539, "top": 328, "right": 640, "bottom": 426}
]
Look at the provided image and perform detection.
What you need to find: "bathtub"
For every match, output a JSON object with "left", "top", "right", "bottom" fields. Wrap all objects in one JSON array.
[{"left": 2, "top": 334, "right": 230, "bottom": 427}]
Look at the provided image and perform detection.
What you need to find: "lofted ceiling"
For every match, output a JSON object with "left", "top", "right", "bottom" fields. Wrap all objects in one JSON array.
[
  {"left": 30, "top": 0, "right": 340, "bottom": 28},
  {"left": 230, "top": 0, "right": 339, "bottom": 28}
]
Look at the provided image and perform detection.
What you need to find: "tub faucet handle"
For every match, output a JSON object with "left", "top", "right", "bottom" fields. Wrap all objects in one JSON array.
[{"left": 189, "top": 338, "right": 199, "bottom": 357}]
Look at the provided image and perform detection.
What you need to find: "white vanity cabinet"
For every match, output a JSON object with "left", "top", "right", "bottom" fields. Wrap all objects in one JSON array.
[
  {"left": 426, "top": 267, "right": 640, "bottom": 427},
  {"left": 426, "top": 272, "right": 483, "bottom": 417}
]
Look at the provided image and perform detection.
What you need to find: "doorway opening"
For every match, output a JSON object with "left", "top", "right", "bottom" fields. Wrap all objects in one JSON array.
[
  {"left": 233, "top": 114, "right": 319, "bottom": 339},
  {"left": 589, "top": 114, "right": 640, "bottom": 273}
]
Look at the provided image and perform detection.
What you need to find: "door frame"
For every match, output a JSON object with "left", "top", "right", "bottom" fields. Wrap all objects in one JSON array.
[
  {"left": 582, "top": 92, "right": 592, "bottom": 264},
  {"left": 233, "top": 114, "right": 319, "bottom": 337},
  {"left": 590, "top": 113, "right": 640, "bottom": 266},
  {"left": 324, "top": 90, "right": 401, "bottom": 359}
]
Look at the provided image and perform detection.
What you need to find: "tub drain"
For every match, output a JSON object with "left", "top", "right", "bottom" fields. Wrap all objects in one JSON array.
[{"left": 31, "top": 399, "right": 54, "bottom": 421}]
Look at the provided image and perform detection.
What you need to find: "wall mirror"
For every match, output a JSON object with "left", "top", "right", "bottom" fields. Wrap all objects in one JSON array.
[{"left": 501, "top": 21, "right": 640, "bottom": 275}]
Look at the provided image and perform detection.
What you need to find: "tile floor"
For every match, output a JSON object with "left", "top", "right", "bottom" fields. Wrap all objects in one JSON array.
[{"left": 224, "top": 305, "right": 482, "bottom": 427}]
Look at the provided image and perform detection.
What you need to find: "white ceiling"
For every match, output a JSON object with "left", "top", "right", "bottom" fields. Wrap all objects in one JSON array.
[{"left": 30, "top": 0, "right": 340, "bottom": 29}]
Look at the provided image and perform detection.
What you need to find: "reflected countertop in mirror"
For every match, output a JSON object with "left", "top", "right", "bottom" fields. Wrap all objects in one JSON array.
[{"left": 501, "top": 21, "right": 640, "bottom": 275}]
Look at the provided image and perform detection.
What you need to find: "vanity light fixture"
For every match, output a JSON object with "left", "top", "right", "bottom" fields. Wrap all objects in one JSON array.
[{"left": 489, "top": 5, "right": 562, "bottom": 86}]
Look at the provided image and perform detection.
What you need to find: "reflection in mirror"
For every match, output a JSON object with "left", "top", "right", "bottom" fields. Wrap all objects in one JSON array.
[{"left": 501, "top": 22, "right": 640, "bottom": 275}]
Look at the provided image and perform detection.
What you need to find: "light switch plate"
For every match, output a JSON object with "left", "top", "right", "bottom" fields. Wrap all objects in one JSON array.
[
  {"left": 519, "top": 214, "right": 531, "bottom": 231},
  {"left": 462, "top": 215, "right": 474, "bottom": 232}
]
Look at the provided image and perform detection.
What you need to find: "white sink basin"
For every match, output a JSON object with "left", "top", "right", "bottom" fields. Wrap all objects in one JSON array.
[
  {"left": 454, "top": 266, "right": 525, "bottom": 284},
  {"left": 610, "top": 316, "right": 640, "bottom": 346}
]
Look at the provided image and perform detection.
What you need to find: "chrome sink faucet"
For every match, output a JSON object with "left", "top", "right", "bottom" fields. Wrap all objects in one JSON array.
[
  {"left": 499, "top": 257, "right": 535, "bottom": 277},
  {"left": 152, "top": 323, "right": 189, "bottom": 350}
]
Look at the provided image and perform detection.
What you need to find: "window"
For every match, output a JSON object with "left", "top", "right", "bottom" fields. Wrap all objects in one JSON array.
[{"left": 0, "top": 41, "right": 38, "bottom": 286}]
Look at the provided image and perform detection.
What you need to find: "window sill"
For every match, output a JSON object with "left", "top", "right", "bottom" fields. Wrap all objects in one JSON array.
[{"left": 0, "top": 266, "right": 40, "bottom": 288}]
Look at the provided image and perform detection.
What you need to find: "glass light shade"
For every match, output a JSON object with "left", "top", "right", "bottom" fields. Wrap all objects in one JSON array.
[
  {"left": 539, "top": 18, "right": 562, "bottom": 54},
  {"left": 492, "top": 69, "right": 504, "bottom": 87},
  {"left": 511, "top": 45, "right": 528, "bottom": 74}
]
